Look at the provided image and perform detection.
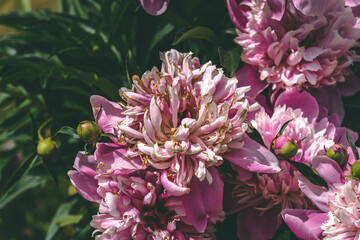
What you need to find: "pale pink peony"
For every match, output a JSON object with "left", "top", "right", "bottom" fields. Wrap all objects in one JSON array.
[
  {"left": 226, "top": 89, "right": 351, "bottom": 239},
  {"left": 92, "top": 49, "right": 268, "bottom": 194},
  {"left": 68, "top": 152, "right": 222, "bottom": 239},
  {"left": 281, "top": 146, "right": 359, "bottom": 240},
  {"left": 321, "top": 178, "right": 360, "bottom": 240},
  {"left": 227, "top": 0, "right": 360, "bottom": 90}
]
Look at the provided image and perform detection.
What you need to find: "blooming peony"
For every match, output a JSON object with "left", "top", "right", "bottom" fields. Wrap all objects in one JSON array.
[
  {"left": 225, "top": 89, "right": 352, "bottom": 239},
  {"left": 69, "top": 152, "right": 222, "bottom": 239},
  {"left": 321, "top": 178, "right": 360, "bottom": 240},
  {"left": 91, "top": 49, "right": 275, "bottom": 196},
  {"left": 282, "top": 149, "right": 359, "bottom": 239},
  {"left": 227, "top": 0, "right": 360, "bottom": 90}
]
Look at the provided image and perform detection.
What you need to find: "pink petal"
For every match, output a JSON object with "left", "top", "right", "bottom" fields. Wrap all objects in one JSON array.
[
  {"left": 140, "top": 0, "right": 170, "bottom": 16},
  {"left": 310, "top": 86, "right": 344, "bottom": 121},
  {"left": 292, "top": 0, "right": 326, "bottom": 16},
  {"left": 311, "top": 155, "right": 345, "bottom": 185},
  {"left": 222, "top": 137, "right": 281, "bottom": 173},
  {"left": 95, "top": 143, "right": 144, "bottom": 175},
  {"left": 181, "top": 167, "right": 223, "bottom": 233},
  {"left": 160, "top": 170, "right": 190, "bottom": 196},
  {"left": 90, "top": 95, "right": 123, "bottom": 138},
  {"left": 268, "top": 0, "right": 286, "bottom": 20},
  {"left": 282, "top": 209, "right": 328, "bottom": 240},
  {"left": 236, "top": 207, "right": 282, "bottom": 240},
  {"left": 298, "top": 175, "right": 329, "bottom": 212},
  {"left": 275, "top": 88, "right": 319, "bottom": 122},
  {"left": 235, "top": 64, "right": 268, "bottom": 97},
  {"left": 303, "top": 47, "right": 325, "bottom": 61},
  {"left": 68, "top": 152, "right": 101, "bottom": 203},
  {"left": 226, "top": 0, "right": 250, "bottom": 31}
]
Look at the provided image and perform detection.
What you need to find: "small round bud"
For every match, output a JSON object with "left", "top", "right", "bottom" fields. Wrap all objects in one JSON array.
[
  {"left": 77, "top": 121, "right": 102, "bottom": 144},
  {"left": 272, "top": 135, "right": 298, "bottom": 160},
  {"left": 326, "top": 144, "right": 348, "bottom": 167},
  {"left": 351, "top": 160, "right": 360, "bottom": 179},
  {"left": 37, "top": 137, "right": 57, "bottom": 158}
]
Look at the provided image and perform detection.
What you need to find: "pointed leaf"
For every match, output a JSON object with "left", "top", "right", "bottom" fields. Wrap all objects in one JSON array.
[
  {"left": 346, "top": 129, "right": 359, "bottom": 160},
  {"left": 172, "top": 26, "right": 220, "bottom": 46},
  {"left": 286, "top": 159, "right": 328, "bottom": 189},
  {"left": 56, "top": 126, "right": 80, "bottom": 139},
  {"left": 247, "top": 126, "right": 266, "bottom": 148},
  {"left": 0, "top": 175, "right": 46, "bottom": 209},
  {"left": 278, "top": 119, "right": 293, "bottom": 136}
]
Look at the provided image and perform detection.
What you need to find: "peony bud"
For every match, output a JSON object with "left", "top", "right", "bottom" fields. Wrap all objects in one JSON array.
[
  {"left": 326, "top": 144, "right": 348, "bottom": 167},
  {"left": 37, "top": 137, "right": 57, "bottom": 158},
  {"left": 77, "top": 121, "right": 102, "bottom": 144},
  {"left": 351, "top": 160, "right": 360, "bottom": 179},
  {"left": 272, "top": 135, "right": 298, "bottom": 160}
]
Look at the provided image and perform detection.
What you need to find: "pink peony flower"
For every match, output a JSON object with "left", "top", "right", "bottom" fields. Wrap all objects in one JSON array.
[
  {"left": 140, "top": 0, "right": 170, "bottom": 16},
  {"left": 91, "top": 49, "right": 277, "bottom": 195},
  {"left": 69, "top": 152, "right": 223, "bottom": 239},
  {"left": 227, "top": 0, "right": 360, "bottom": 90},
  {"left": 321, "top": 178, "right": 360, "bottom": 239},
  {"left": 282, "top": 150, "right": 359, "bottom": 239},
  {"left": 225, "top": 89, "right": 352, "bottom": 239}
]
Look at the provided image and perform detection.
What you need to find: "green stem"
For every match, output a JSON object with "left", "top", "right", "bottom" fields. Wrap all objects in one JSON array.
[
  {"left": 21, "top": 0, "right": 32, "bottom": 12},
  {"left": 38, "top": 118, "right": 53, "bottom": 141}
]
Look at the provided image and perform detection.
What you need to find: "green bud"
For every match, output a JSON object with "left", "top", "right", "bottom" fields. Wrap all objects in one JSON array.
[
  {"left": 37, "top": 137, "right": 57, "bottom": 158},
  {"left": 326, "top": 144, "right": 348, "bottom": 167},
  {"left": 77, "top": 121, "right": 102, "bottom": 144},
  {"left": 351, "top": 160, "right": 360, "bottom": 179},
  {"left": 272, "top": 135, "right": 298, "bottom": 160}
]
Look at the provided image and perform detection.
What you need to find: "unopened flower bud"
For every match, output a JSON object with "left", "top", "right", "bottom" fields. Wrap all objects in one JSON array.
[
  {"left": 351, "top": 160, "right": 360, "bottom": 179},
  {"left": 37, "top": 137, "right": 57, "bottom": 158},
  {"left": 272, "top": 135, "right": 298, "bottom": 160},
  {"left": 326, "top": 144, "right": 348, "bottom": 167},
  {"left": 77, "top": 121, "right": 102, "bottom": 144}
]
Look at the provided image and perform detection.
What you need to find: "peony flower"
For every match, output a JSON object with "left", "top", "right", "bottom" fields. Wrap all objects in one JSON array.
[
  {"left": 68, "top": 152, "right": 223, "bottom": 239},
  {"left": 227, "top": 0, "right": 360, "bottom": 90},
  {"left": 140, "top": 0, "right": 170, "bottom": 15},
  {"left": 90, "top": 49, "right": 279, "bottom": 195},
  {"left": 225, "top": 89, "right": 353, "bottom": 239},
  {"left": 321, "top": 178, "right": 360, "bottom": 239},
  {"left": 282, "top": 147, "right": 360, "bottom": 239}
]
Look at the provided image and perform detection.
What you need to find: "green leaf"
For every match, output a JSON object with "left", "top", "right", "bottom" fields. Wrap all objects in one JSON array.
[
  {"left": 125, "top": 49, "right": 142, "bottom": 87},
  {"left": 277, "top": 119, "right": 293, "bottom": 137},
  {"left": 45, "top": 198, "right": 79, "bottom": 240},
  {"left": 101, "top": 133, "right": 118, "bottom": 138},
  {"left": 56, "top": 126, "right": 80, "bottom": 139},
  {"left": 218, "top": 47, "right": 242, "bottom": 77},
  {"left": 247, "top": 126, "right": 266, "bottom": 148},
  {"left": 54, "top": 214, "right": 83, "bottom": 227},
  {"left": 0, "top": 153, "right": 38, "bottom": 195},
  {"left": 286, "top": 159, "right": 328, "bottom": 189},
  {"left": 63, "top": 67, "right": 120, "bottom": 101},
  {"left": 172, "top": 26, "right": 220, "bottom": 46},
  {"left": 346, "top": 129, "right": 359, "bottom": 160},
  {"left": 41, "top": 156, "right": 59, "bottom": 187},
  {"left": 72, "top": 207, "right": 97, "bottom": 240},
  {"left": 0, "top": 175, "right": 46, "bottom": 209}
]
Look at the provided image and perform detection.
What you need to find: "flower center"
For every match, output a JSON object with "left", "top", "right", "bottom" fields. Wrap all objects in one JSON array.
[
  {"left": 140, "top": 199, "right": 173, "bottom": 231},
  {"left": 232, "top": 161, "right": 313, "bottom": 212}
]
